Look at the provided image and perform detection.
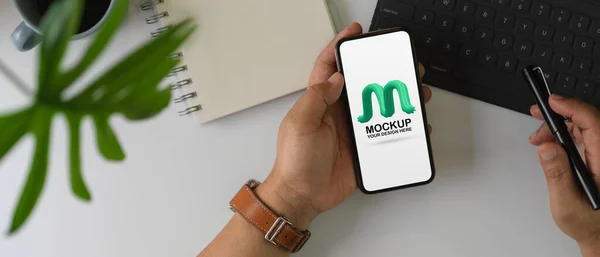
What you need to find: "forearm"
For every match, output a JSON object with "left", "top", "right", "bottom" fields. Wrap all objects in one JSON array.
[
  {"left": 198, "top": 214, "right": 290, "bottom": 257},
  {"left": 198, "top": 180, "right": 317, "bottom": 257}
]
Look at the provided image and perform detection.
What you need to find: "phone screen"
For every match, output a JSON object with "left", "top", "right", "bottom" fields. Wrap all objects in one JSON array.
[{"left": 338, "top": 30, "right": 434, "bottom": 193}]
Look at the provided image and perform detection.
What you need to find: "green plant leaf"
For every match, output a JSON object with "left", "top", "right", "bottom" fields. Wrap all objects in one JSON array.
[
  {"left": 57, "top": 0, "right": 129, "bottom": 91},
  {"left": 1, "top": 0, "right": 196, "bottom": 234},
  {"left": 69, "top": 19, "right": 195, "bottom": 105},
  {"left": 0, "top": 109, "right": 33, "bottom": 162},
  {"left": 38, "top": 0, "right": 82, "bottom": 97},
  {"left": 93, "top": 114, "right": 125, "bottom": 161},
  {"left": 66, "top": 113, "right": 91, "bottom": 201},
  {"left": 9, "top": 108, "right": 53, "bottom": 234},
  {"left": 121, "top": 58, "right": 179, "bottom": 120}
]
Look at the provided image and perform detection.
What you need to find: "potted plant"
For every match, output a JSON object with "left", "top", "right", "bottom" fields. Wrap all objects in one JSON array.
[{"left": 0, "top": 0, "right": 195, "bottom": 234}]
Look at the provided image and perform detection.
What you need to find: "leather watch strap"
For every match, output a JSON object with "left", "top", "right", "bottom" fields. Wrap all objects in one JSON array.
[{"left": 229, "top": 180, "right": 311, "bottom": 253}]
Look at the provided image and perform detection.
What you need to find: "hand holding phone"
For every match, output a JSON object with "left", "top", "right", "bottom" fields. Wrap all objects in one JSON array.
[{"left": 260, "top": 24, "right": 432, "bottom": 230}]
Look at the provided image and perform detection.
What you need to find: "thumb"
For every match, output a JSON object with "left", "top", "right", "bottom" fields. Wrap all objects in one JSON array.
[
  {"left": 537, "top": 143, "right": 586, "bottom": 210},
  {"left": 288, "top": 73, "right": 344, "bottom": 126}
]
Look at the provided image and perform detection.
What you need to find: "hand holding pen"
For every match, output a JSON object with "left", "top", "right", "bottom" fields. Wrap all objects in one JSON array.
[{"left": 528, "top": 94, "right": 600, "bottom": 255}]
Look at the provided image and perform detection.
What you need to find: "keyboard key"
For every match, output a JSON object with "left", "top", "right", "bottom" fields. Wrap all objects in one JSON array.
[
  {"left": 571, "top": 14, "right": 590, "bottom": 33},
  {"left": 461, "top": 66, "right": 517, "bottom": 92},
  {"left": 490, "top": 0, "right": 510, "bottom": 7},
  {"left": 429, "top": 55, "right": 454, "bottom": 74},
  {"left": 533, "top": 45, "right": 553, "bottom": 63},
  {"left": 553, "top": 52, "right": 573, "bottom": 70},
  {"left": 457, "top": 0, "right": 475, "bottom": 16},
  {"left": 495, "top": 12, "right": 515, "bottom": 30},
  {"left": 380, "top": 0, "right": 415, "bottom": 20},
  {"left": 417, "top": 46, "right": 432, "bottom": 62},
  {"left": 474, "top": 27, "right": 494, "bottom": 44},
  {"left": 554, "top": 31, "right": 574, "bottom": 48},
  {"left": 416, "top": 47, "right": 431, "bottom": 64},
  {"left": 452, "top": 63, "right": 468, "bottom": 79},
  {"left": 551, "top": 8, "right": 570, "bottom": 25},
  {"left": 592, "top": 66, "right": 600, "bottom": 82},
  {"left": 459, "top": 43, "right": 478, "bottom": 60},
  {"left": 416, "top": 10, "right": 435, "bottom": 25},
  {"left": 404, "top": 24, "right": 420, "bottom": 32},
  {"left": 437, "top": 0, "right": 456, "bottom": 10},
  {"left": 574, "top": 37, "right": 593, "bottom": 54},
  {"left": 494, "top": 34, "right": 514, "bottom": 50},
  {"left": 514, "top": 39, "right": 533, "bottom": 56},
  {"left": 374, "top": 16, "right": 402, "bottom": 30},
  {"left": 533, "top": 25, "right": 554, "bottom": 41},
  {"left": 591, "top": 20, "right": 600, "bottom": 40},
  {"left": 515, "top": 18, "right": 534, "bottom": 35},
  {"left": 435, "top": 16, "right": 455, "bottom": 31},
  {"left": 419, "top": 32, "right": 439, "bottom": 49},
  {"left": 572, "top": 57, "right": 592, "bottom": 74},
  {"left": 542, "top": 69, "right": 557, "bottom": 85},
  {"left": 498, "top": 54, "right": 518, "bottom": 72},
  {"left": 455, "top": 20, "right": 474, "bottom": 38},
  {"left": 439, "top": 39, "right": 458, "bottom": 54},
  {"left": 475, "top": 6, "right": 495, "bottom": 23},
  {"left": 595, "top": 44, "right": 600, "bottom": 62},
  {"left": 531, "top": 2, "right": 551, "bottom": 19},
  {"left": 576, "top": 80, "right": 596, "bottom": 100},
  {"left": 555, "top": 73, "right": 577, "bottom": 94},
  {"left": 512, "top": 0, "right": 531, "bottom": 12},
  {"left": 413, "top": 25, "right": 426, "bottom": 32},
  {"left": 418, "top": 0, "right": 436, "bottom": 6},
  {"left": 477, "top": 50, "right": 496, "bottom": 65}
]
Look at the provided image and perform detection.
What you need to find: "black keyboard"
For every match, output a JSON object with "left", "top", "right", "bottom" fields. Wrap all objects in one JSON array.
[{"left": 370, "top": 0, "right": 600, "bottom": 114}]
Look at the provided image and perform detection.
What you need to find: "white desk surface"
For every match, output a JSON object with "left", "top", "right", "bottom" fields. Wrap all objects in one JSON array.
[{"left": 0, "top": 0, "right": 581, "bottom": 256}]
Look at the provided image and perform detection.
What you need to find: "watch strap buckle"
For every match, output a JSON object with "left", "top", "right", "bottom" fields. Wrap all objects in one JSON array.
[{"left": 265, "top": 217, "right": 292, "bottom": 245}]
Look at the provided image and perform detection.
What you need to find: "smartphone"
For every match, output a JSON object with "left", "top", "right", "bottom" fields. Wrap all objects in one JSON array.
[{"left": 335, "top": 28, "right": 435, "bottom": 194}]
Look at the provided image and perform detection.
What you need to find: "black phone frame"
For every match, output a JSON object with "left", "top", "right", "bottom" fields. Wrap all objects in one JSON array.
[{"left": 335, "top": 27, "right": 436, "bottom": 194}]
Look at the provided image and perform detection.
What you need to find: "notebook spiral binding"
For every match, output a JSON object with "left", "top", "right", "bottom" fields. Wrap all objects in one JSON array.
[{"left": 141, "top": 0, "right": 202, "bottom": 116}]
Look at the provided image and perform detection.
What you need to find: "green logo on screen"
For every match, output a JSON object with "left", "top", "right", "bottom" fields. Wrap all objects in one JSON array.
[{"left": 358, "top": 80, "right": 416, "bottom": 124}]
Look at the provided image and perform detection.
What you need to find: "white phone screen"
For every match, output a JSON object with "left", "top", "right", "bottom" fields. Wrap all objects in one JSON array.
[{"left": 338, "top": 30, "right": 434, "bottom": 192}]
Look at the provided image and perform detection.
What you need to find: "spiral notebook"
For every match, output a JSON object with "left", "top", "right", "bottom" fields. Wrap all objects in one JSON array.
[{"left": 141, "top": 0, "right": 336, "bottom": 123}]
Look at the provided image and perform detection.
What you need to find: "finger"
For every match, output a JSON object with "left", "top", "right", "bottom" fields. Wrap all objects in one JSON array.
[
  {"left": 529, "top": 122, "right": 581, "bottom": 146},
  {"left": 290, "top": 73, "right": 345, "bottom": 128},
  {"left": 309, "top": 23, "right": 363, "bottom": 85},
  {"left": 320, "top": 72, "right": 345, "bottom": 104},
  {"left": 549, "top": 95, "right": 600, "bottom": 181},
  {"left": 428, "top": 124, "right": 432, "bottom": 134},
  {"left": 537, "top": 143, "right": 587, "bottom": 213},
  {"left": 530, "top": 123, "right": 555, "bottom": 146},
  {"left": 530, "top": 105, "right": 545, "bottom": 121},
  {"left": 423, "top": 85, "right": 432, "bottom": 104},
  {"left": 549, "top": 95, "right": 600, "bottom": 132},
  {"left": 530, "top": 103, "right": 584, "bottom": 145},
  {"left": 531, "top": 104, "right": 590, "bottom": 142},
  {"left": 572, "top": 125, "right": 584, "bottom": 145},
  {"left": 419, "top": 63, "right": 425, "bottom": 78}
]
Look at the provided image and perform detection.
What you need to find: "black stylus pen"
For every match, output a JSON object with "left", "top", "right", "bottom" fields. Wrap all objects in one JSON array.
[{"left": 523, "top": 65, "right": 600, "bottom": 210}]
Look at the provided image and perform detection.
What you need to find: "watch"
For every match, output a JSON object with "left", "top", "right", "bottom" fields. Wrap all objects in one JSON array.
[{"left": 229, "top": 180, "right": 311, "bottom": 253}]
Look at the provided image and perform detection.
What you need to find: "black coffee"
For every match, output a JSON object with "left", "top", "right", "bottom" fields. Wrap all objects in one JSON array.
[{"left": 34, "top": 0, "right": 111, "bottom": 33}]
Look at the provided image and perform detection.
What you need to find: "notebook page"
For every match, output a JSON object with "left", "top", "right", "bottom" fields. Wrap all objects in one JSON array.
[{"left": 156, "top": 0, "right": 336, "bottom": 123}]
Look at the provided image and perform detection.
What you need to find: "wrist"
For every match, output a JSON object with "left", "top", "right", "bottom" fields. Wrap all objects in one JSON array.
[
  {"left": 255, "top": 179, "right": 318, "bottom": 230},
  {"left": 579, "top": 240, "right": 600, "bottom": 257}
]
